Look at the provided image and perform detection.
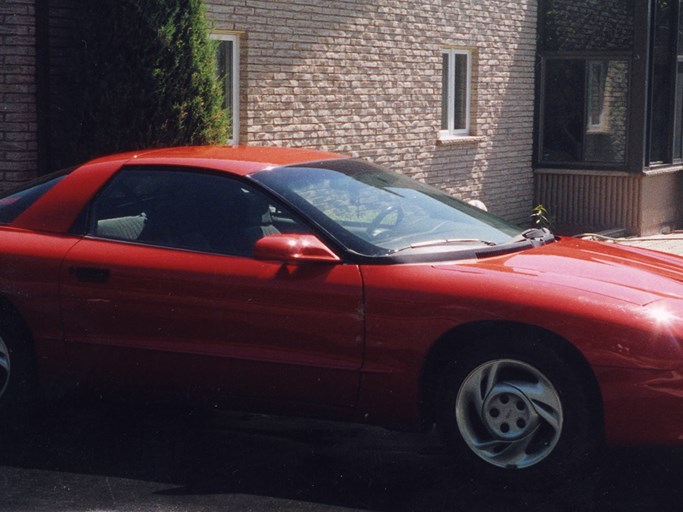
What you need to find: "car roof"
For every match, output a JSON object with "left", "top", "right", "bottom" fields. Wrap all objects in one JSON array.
[
  {"left": 10, "top": 145, "right": 347, "bottom": 234},
  {"left": 90, "top": 145, "right": 347, "bottom": 176}
]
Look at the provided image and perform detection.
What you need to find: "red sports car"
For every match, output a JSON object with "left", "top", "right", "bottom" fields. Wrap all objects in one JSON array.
[{"left": 1, "top": 146, "right": 682, "bottom": 484}]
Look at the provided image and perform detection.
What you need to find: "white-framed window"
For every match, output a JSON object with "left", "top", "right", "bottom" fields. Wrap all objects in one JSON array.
[
  {"left": 211, "top": 33, "right": 240, "bottom": 145},
  {"left": 440, "top": 49, "right": 472, "bottom": 137}
]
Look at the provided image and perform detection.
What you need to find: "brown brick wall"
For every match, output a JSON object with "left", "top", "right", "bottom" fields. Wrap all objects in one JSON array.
[
  {"left": 206, "top": 0, "right": 538, "bottom": 223},
  {"left": 0, "top": 0, "right": 39, "bottom": 191},
  {"left": 2, "top": 0, "right": 537, "bottom": 224}
]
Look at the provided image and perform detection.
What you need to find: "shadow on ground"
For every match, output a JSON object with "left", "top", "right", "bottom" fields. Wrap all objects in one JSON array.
[{"left": 0, "top": 403, "right": 681, "bottom": 511}]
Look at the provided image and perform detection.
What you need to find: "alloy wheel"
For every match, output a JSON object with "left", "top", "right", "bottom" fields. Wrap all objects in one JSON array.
[{"left": 455, "top": 358, "right": 563, "bottom": 469}]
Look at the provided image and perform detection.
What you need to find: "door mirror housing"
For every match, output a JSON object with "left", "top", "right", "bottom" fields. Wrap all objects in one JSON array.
[{"left": 254, "top": 234, "right": 341, "bottom": 264}]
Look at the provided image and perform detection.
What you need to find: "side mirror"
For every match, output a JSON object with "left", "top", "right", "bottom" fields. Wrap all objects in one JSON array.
[{"left": 254, "top": 234, "right": 341, "bottom": 264}]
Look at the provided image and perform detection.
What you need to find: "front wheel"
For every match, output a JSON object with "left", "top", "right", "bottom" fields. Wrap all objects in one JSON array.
[{"left": 436, "top": 341, "right": 598, "bottom": 485}]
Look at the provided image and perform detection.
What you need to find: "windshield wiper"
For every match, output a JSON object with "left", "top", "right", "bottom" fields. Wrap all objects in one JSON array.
[
  {"left": 390, "top": 238, "right": 497, "bottom": 254},
  {"left": 511, "top": 227, "right": 555, "bottom": 245}
]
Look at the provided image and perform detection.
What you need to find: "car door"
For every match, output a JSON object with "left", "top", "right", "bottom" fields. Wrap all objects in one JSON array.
[{"left": 60, "top": 167, "right": 364, "bottom": 407}]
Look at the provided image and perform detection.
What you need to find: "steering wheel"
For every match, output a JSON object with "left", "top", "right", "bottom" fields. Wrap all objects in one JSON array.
[{"left": 366, "top": 205, "right": 404, "bottom": 237}]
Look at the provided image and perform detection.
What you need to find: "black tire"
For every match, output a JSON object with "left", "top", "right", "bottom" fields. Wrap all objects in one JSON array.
[
  {"left": 0, "top": 314, "right": 41, "bottom": 435},
  {"left": 436, "top": 336, "right": 598, "bottom": 487}
]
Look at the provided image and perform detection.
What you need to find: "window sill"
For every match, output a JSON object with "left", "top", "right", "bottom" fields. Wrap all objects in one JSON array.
[{"left": 437, "top": 134, "right": 485, "bottom": 146}]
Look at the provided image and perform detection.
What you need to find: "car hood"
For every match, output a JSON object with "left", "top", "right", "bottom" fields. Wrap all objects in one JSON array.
[{"left": 435, "top": 237, "right": 683, "bottom": 306}]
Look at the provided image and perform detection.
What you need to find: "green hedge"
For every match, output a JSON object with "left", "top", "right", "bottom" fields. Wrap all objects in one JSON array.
[{"left": 56, "top": 0, "right": 228, "bottom": 166}]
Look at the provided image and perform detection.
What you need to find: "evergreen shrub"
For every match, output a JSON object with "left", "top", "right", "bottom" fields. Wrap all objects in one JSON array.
[{"left": 56, "top": 0, "right": 228, "bottom": 166}]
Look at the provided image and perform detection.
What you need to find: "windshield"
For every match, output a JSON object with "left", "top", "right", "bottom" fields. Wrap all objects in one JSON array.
[{"left": 250, "top": 159, "right": 526, "bottom": 258}]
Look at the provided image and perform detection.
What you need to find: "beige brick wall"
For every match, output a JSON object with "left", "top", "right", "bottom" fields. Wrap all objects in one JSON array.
[
  {"left": 206, "top": 0, "right": 537, "bottom": 223},
  {"left": 0, "top": 0, "right": 39, "bottom": 191}
]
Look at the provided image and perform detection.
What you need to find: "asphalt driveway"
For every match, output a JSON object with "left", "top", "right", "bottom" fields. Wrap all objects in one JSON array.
[{"left": 0, "top": 402, "right": 681, "bottom": 511}]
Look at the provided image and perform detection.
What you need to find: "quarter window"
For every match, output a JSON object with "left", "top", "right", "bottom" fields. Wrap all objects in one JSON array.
[
  {"left": 0, "top": 171, "right": 68, "bottom": 225},
  {"left": 441, "top": 49, "right": 472, "bottom": 137}
]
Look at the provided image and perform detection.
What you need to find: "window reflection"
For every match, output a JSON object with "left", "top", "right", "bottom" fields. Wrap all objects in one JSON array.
[
  {"left": 539, "top": 0, "right": 633, "bottom": 166},
  {"left": 542, "top": 59, "right": 629, "bottom": 164}
]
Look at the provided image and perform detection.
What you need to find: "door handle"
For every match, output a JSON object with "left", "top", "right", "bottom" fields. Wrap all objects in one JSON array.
[{"left": 70, "top": 266, "right": 110, "bottom": 283}]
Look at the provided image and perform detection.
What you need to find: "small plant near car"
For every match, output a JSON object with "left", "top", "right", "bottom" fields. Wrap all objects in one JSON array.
[{"left": 531, "top": 204, "right": 553, "bottom": 231}]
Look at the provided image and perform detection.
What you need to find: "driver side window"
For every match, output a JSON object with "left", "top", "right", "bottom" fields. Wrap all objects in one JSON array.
[{"left": 88, "top": 168, "right": 308, "bottom": 257}]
